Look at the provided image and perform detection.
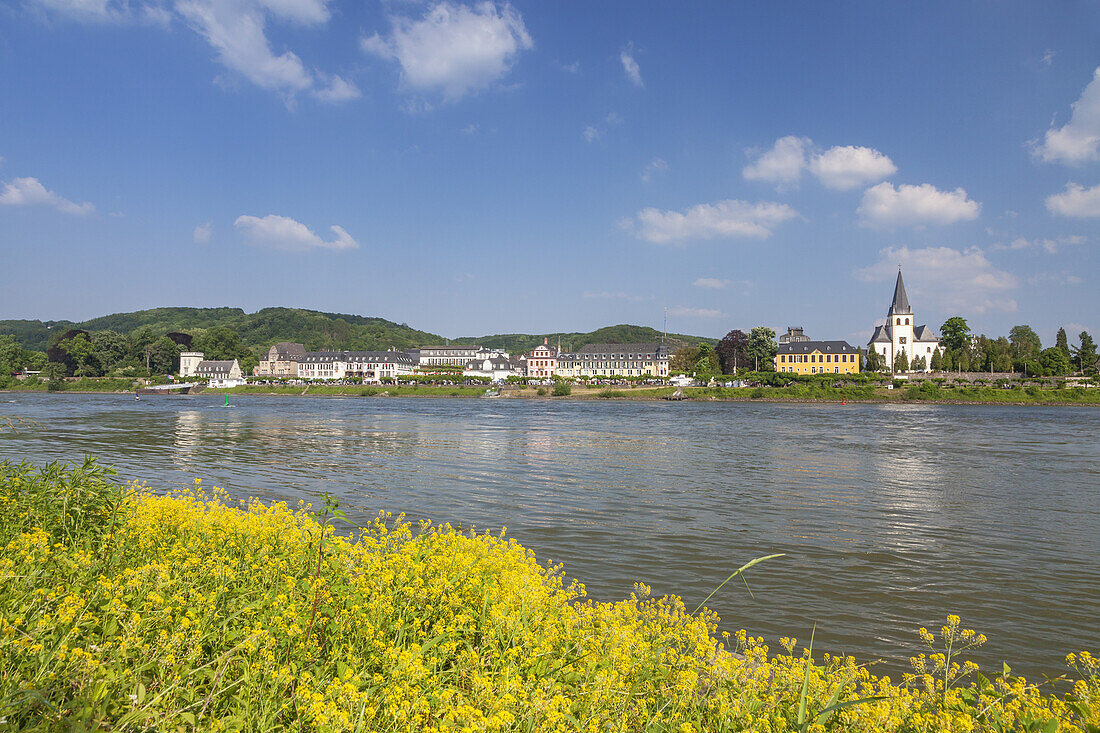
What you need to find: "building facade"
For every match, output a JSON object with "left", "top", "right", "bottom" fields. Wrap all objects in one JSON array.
[
  {"left": 255, "top": 342, "right": 306, "bottom": 377},
  {"left": 526, "top": 340, "right": 557, "bottom": 379},
  {"left": 194, "top": 359, "right": 244, "bottom": 387},
  {"left": 778, "top": 327, "right": 811, "bottom": 345},
  {"left": 556, "top": 343, "right": 670, "bottom": 379},
  {"left": 463, "top": 355, "right": 517, "bottom": 381},
  {"left": 418, "top": 345, "right": 482, "bottom": 367},
  {"left": 179, "top": 352, "right": 204, "bottom": 378},
  {"left": 297, "top": 350, "right": 417, "bottom": 382},
  {"left": 868, "top": 271, "right": 942, "bottom": 372},
  {"left": 775, "top": 341, "right": 860, "bottom": 375}
]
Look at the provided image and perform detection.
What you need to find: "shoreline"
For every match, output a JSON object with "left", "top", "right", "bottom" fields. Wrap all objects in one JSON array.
[{"left": 4, "top": 386, "right": 1098, "bottom": 406}]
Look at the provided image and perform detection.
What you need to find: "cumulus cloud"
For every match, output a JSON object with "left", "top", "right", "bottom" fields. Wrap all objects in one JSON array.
[
  {"left": 312, "top": 74, "right": 361, "bottom": 103},
  {"left": 742, "top": 136, "right": 809, "bottom": 185},
  {"left": 668, "top": 306, "right": 726, "bottom": 319},
  {"left": 743, "top": 136, "right": 897, "bottom": 191},
  {"left": 362, "top": 1, "right": 533, "bottom": 102},
  {"left": 1034, "top": 67, "right": 1100, "bottom": 165},
  {"left": 1045, "top": 182, "right": 1100, "bottom": 218},
  {"left": 856, "top": 246, "right": 1018, "bottom": 314},
  {"left": 641, "top": 157, "right": 668, "bottom": 182},
  {"left": 0, "top": 176, "right": 94, "bottom": 215},
  {"left": 234, "top": 214, "right": 358, "bottom": 251},
  {"left": 620, "top": 46, "right": 642, "bottom": 88},
  {"left": 193, "top": 221, "right": 213, "bottom": 244},
  {"left": 692, "top": 277, "right": 728, "bottom": 289},
  {"left": 626, "top": 199, "right": 798, "bottom": 245},
  {"left": 858, "top": 182, "right": 980, "bottom": 227},
  {"left": 809, "top": 145, "right": 897, "bottom": 190},
  {"left": 581, "top": 112, "right": 621, "bottom": 143}
]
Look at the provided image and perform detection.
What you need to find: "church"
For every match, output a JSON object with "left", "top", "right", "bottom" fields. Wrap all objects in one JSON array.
[{"left": 868, "top": 271, "right": 942, "bottom": 372}]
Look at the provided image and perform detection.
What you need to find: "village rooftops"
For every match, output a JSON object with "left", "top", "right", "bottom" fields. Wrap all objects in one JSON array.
[
  {"left": 776, "top": 340, "right": 858, "bottom": 355},
  {"left": 270, "top": 342, "right": 306, "bottom": 358},
  {"left": 567, "top": 343, "right": 668, "bottom": 358},
  {"left": 195, "top": 360, "right": 238, "bottom": 373}
]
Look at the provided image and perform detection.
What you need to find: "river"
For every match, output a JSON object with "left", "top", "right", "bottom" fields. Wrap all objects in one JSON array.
[{"left": 2, "top": 392, "right": 1097, "bottom": 678}]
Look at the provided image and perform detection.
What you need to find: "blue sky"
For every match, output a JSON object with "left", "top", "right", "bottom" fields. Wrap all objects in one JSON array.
[{"left": 1, "top": 1, "right": 1098, "bottom": 344}]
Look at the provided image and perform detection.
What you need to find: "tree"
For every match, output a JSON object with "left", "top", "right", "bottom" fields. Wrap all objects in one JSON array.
[
  {"left": 910, "top": 355, "right": 926, "bottom": 371},
  {"left": 864, "top": 347, "right": 881, "bottom": 372},
  {"left": 0, "top": 335, "right": 30, "bottom": 376},
  {"left": 1056, "top": 328, "right": 1071, "bottom": 360},
  {"left": 716, "top": 330, "right": 750, "bottom": 374},
  {"left": 694, "top": 343, "right": 720, "bottom": 376},
  {"left": 148, "top": 336, "right": 182, "bottom": 375},
  {"left": 59, "top": 333, "right": 99, "bottom": 377},
  {"left": 670, "top": 346, "right": 698, "bottom": 374},
  {"left": 939, "top": 316, "right": 971, "bottom": 352},
  {"left": 929, "top": 349, "right": 943, "bottom": 371},
  {"left": 1039, "top": 347, "right": 1071, "bottom": 376},
  {"left": 1074, "top": 331, "right": 1098, "bottom": 374},
  {"left": 91, "top": 331, "right": 132, "bottom": 374},
  {"left": 1009, "top": 325, "right": 1042, "bottom": 364},
  {"left": 746, "top": 327, "right": 777, "bottom": 371},
  {"left": 193, "top": 327, "right": 249, "bottom": 362},
  {"left": 893, "top": 348, "right": 908, "bottom": 373},
  {"left": 40, "top": 362, "right": 67, "bottom": 381}
]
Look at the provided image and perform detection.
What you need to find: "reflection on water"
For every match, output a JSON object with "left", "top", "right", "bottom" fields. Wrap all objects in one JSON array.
[{"left": 1, "top": 393, "right": 1098, "bottom": 677}]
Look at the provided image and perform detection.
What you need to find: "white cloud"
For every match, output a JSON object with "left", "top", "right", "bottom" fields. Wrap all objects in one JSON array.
[
  {"left": 582, "top": 125, "right": 600, "bottom": 143},
  {"left": 858, "top": 182, "right": 980, "bottom": 227},
  {"left": 1041, "top": 49, "right": 1055, "bottom": 68},
  {"left": 234, "top": 214, "right": 358, "bottom": 251},
  {"left": 627, "top": 199, "right": 798, "bottom": 245},
  {"left": 744, "top": 136, "right": 897, "bottom": 191},
  {"left": 641, "top": 157, "right": 668, "bottom": 182},
  {"left": 176, "top": 0, "right": 315, "bottom": 96},
  {"left": 0, "top": 176, "right": 94, "bottom": 215},
  {"left": 856, "top": 246, "right": 1018, "bottom": 314},
  {"left": 312, "top": 75, "right": 361, "bottom": 103},
  {"left": 620, "top": 46, "right": 642, "bottom": 88},
  {"left": 1034, "top": 67, "right": 1100, "bottom": 165},
  {"left": 28, "top": 0, "right": 170, "bottom": 24},
  {"left": 362, "top": 1, "right": 533, "bottom": 102},
  {"left": 742, "top": 136, "right": 809, "bottom": 185},
  {"left": 668, "top": 306, "right": 726, "bottom": 319},
  {"left": 989, "top": 234, "right": 1085, "bottom": 253},
  {"left": 560, "top": 60, "right": 580, "bottom": 74},
  {"left": 256, "top": 0, "right": 328, "bottom": 25},
  {"left": 809, "top": 145, "right": 897, "bottom": 190},
  {"left": 193, "top": 221, "right": 212, "bottom": 244},
  {"left": 581, "top": 112, "right": 621, "bottom": 143},
  {"left": 692, "top": 277, "right": 728, "bottom": 289},
  {"left": 1045, "top": 182, "right": 1100, "bottom": 218}
]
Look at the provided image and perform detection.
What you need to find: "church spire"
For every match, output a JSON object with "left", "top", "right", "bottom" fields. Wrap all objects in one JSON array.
[{"left": 888, "top": 269, "right": 912, "bottom": 315}]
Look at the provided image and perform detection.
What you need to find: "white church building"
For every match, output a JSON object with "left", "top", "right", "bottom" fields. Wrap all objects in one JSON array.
[{"left": 868, "top": 271, "right": 942, "bottom": 373}]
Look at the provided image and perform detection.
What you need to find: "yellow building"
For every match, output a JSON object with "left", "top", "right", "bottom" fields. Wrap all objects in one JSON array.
[{"left": 775, "top": 340, "right": 860, "bottom": 375}]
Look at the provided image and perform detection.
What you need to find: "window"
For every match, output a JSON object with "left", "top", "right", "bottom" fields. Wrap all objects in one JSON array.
[{"left": 905, "top": 318, "right": 909, "bottom": 325}]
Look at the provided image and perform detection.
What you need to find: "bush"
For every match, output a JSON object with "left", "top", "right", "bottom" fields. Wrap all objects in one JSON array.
[
  {"left": 536, "top": 387, "right": 547, "bottom": 396},
  {"left": 1, "top": 461, "right": 1098, "bottom": 732},
  {"left": 551, "top": 383, "right": 571, "bottom": 396}
]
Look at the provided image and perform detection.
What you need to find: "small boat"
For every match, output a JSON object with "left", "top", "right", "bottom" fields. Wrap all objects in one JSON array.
[{"left": 481, "top": 388, "right": 501, "bottom": 398}]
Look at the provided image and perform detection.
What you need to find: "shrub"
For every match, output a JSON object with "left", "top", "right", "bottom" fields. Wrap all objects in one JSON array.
[
  {"left": 551, "top": 383, "right": 571, "bottom": 396},
  {"left": 536, "top": 387, "right": 547, "bottom": 396},
  {"left": 1, "top": 461, "right": 1098, "bottom": 732}
]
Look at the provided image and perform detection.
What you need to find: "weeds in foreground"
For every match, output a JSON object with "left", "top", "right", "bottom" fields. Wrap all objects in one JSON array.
[{"left": 0, "top": 460, "right": 1097, "bottom": 732}]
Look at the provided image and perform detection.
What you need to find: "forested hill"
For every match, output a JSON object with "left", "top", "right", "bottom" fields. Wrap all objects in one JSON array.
[
  {"left": 465, "top": 325, "right": 715, "bottom": 354},
  {"left": 1, "top": 309, "right": 714, "bottom": 355},
  {"left": 0, "top": 308, "right": 444, "bottom": 353}
]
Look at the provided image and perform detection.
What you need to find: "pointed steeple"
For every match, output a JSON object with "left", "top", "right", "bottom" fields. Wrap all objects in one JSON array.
[{"left": 888, "top": 269, "right": 912, "bottom": 315}]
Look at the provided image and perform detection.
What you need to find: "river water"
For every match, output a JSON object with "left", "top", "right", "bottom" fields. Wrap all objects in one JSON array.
[{"left": 2, "top": 392, "right": 1097, "bottom": 677}]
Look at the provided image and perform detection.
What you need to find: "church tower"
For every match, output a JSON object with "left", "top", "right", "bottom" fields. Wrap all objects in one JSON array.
[{"left": 868, "top": 269, "right": 942, "bottom": 372}]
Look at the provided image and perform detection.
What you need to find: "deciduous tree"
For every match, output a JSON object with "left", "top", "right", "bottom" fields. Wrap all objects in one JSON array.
[
  {"left": 939, "top": 316, "right": 971, "bottom": 352},
  {"left": 716, "top": 330, "right": 750, "bottom": 374},
  {"left": 747, "top": 327, "right": 777, "bottom": 371}
]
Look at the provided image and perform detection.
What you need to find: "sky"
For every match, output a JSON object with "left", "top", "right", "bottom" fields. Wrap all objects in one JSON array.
[{"left": 1, "top": 1, "right": 1098, "bottom": 345}]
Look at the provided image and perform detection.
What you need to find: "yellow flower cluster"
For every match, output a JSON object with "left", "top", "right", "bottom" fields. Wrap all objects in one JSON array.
[{"left": 1, "top": 460, "right": 1098, "bottom": 732}]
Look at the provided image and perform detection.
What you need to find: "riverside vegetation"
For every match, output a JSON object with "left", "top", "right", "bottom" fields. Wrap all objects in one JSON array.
[{"left": 1, "top": 460, "right": 1098, "bottom": 731}]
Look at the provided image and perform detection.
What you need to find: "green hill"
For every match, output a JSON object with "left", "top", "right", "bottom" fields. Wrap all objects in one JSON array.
[
  {"left": 1, "top": 309, "right": 713, "bottom": 358},
  {"left": 464, "top": 324, "right": 714, "bottom": 354}
]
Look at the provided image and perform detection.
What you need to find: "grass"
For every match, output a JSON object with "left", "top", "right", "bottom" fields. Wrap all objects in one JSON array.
[{"left": 1, "top": 459, "right": 1097, "bottom": 732}]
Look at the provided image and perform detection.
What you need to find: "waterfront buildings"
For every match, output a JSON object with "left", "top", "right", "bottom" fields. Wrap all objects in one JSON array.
[
  {"left": 255, "top": 342, "right": 306, "bottom": 377},
  {"left": 526, "top": 340, "right": 557, "bottom": 379},
  {"left": 463, "top": 355, "right": 517, "bottom": 381},
  {"left": 775, "top": 341, "right": 860, "bottom": 375},
  {"left": 868, "top": 271, "right": 942, "bottom": 373},
  {"left": 297, "top": 350, "right": 416, "bottom": 382},
  {"left": 179, "top": 352, "right": 204, "bottom": 378},
  {"left": 556, "top": 343, "right": 670, "bottom": 379},
  {"left": 418, "top": 345, "right": 482, "bottom": 367},
  {"left": 194, "top": 359, "right": 244, "bottom": 387}
]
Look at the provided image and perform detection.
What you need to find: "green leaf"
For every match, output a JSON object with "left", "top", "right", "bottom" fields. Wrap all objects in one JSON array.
[
  {"left": 136, "top": 681, "right": 146, "bottom": 704},
  {"left": 691, "top": 553, "right": 786, "bottom": 614},
  {"left": 180, "top": 712, "right": 196, "bottom": 726}
]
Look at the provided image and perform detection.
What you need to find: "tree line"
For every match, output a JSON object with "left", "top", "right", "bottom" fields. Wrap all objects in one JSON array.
[{"left": 670, "top": 327, "right": 779, "bottom": 376}]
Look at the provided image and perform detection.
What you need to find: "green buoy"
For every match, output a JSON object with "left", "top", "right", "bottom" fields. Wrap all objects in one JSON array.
[{"left": 224, "top": 394, "right": 229, "bottom": 407}]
